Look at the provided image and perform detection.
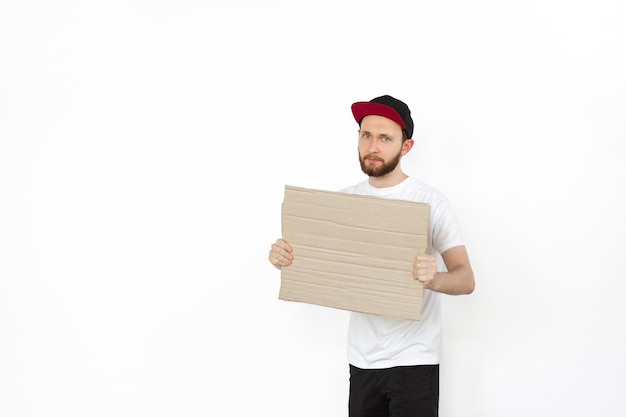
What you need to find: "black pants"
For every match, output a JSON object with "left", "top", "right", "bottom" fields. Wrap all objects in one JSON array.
[{"left": 349, "top": 364, "right": 439, "bottom": 417}]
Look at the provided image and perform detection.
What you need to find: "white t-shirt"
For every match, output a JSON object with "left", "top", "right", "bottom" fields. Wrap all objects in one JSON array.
[{"left": 339, "top": 177, "right": 464, "bottom": 369}]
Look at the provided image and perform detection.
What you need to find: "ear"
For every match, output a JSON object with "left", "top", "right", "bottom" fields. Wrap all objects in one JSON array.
[{"left": 401, "top": 139, "right": 415, "bottom": 155}]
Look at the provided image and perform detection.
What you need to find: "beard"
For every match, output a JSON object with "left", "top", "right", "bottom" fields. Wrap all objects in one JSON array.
[{"left": 359, "top": 148, "right": 402, "bottom": 177}]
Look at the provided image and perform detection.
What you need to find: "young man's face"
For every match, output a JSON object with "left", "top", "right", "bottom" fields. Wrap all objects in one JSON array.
[{"left": 358, "top": 115, "right": 410, "bottom": 177}]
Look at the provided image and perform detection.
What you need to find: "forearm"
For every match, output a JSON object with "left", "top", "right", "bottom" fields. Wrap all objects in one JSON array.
[{"left": 424, "top": 265, "right": 475, "bottom": 295}]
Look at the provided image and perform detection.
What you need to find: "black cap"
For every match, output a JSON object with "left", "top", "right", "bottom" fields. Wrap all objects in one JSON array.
[{"left": 351, "top": 95, "right": 414, "bottom": 139}]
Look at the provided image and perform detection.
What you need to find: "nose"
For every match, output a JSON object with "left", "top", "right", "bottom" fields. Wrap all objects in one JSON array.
[{"left": 367, "top": 139, "right": 379, "bottom": 154}]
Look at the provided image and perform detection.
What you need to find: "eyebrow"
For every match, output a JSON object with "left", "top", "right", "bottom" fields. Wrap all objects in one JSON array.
[{"left": 361, "top": 129, "right": 396, "bottom": 138}]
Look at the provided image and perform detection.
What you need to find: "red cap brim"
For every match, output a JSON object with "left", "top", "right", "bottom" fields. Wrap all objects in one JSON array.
[{"left": 351, "top": 102, "right": 406, "bottom": 129}]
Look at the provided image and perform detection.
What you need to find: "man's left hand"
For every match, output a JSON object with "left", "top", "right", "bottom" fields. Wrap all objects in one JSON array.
[{"left": 413, "top": 253, "right": 437, "bottom": 289}]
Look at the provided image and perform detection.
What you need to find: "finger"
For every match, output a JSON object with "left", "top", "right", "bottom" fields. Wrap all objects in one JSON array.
[
  {"left": 269, "top": 248, "right": 283, "bottom": 267},
  {"left": 270, "top": 254, "right": 286, "bottom": 270},
  {"left": 269, "top": 246, "right": 294, "bottom": 270},
  {"left": 416, "top": 253, "right": 435, "bottom": 263},
  {"left": 274, "top": 243, "right": 294, "bottom": 261},
  {"left": 276, "top": 239, "right": 293, "bottom": 253}
]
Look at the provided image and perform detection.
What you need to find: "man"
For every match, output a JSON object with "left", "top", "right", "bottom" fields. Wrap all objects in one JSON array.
[{"left": 268, "top": 95, "right": 475, "bottom": 417}]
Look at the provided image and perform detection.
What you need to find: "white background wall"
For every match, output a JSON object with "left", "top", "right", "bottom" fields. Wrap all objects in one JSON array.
[{"left": 1, "top": 1, "right": 625, "bottom": 416}]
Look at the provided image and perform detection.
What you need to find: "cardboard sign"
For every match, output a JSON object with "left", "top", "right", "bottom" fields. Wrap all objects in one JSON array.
[{"left": 279, "top": 185, "right": 430, "bottom": 320}]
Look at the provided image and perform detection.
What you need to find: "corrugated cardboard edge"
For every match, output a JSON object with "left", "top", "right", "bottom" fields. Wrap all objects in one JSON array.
[{"left": 279, "top": 185, "right": 430, "bottom": 321}]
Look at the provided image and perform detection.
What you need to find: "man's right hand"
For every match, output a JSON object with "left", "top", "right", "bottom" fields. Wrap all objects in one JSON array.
[{"left": 268, "top": 238, "right": 294, "bottom": 270}]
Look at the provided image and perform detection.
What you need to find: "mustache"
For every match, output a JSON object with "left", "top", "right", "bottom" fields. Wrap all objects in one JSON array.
[{"left": 362, "top": 154, "right": 384, "bottom": 162}]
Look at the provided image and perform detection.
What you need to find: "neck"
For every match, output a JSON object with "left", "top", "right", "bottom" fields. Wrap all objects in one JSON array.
[{"left": 368, "top": 170, "right": 408, "bottom": 189}]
